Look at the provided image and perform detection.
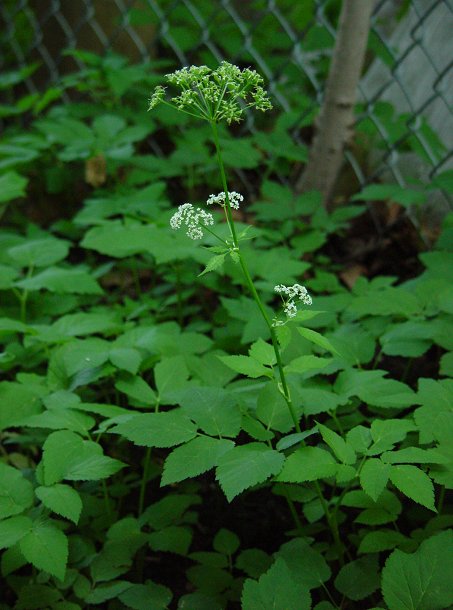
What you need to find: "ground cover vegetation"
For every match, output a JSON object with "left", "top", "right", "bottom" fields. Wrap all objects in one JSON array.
[{"left": 1, "top": 9, "right": 453, "bottom": 609}]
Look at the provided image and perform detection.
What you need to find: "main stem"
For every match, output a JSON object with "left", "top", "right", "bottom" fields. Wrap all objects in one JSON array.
[{"left": 210, "top": 121, "right": 301, "bottom": 433}]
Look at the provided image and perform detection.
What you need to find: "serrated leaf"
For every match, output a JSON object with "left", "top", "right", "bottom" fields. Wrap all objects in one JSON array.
[
  {"left": 334, "top": 555, "right": 380, "bottom": 601},
  {"left": 389, "top": 465, "right": 436, "bottom": 511},
  {"left": 42, "top": 430, "right": 124, "bottom": 484},
  {"left": 111, "top": 410, "right": 197, "bottom": 448},
  {"left": 161, "top": 437, "right": 234, "bottom": 485},
  {"left": 360, "top": 458, "right": 391, "bottom": 501},
  {"left": 368, "top": 419, "right": 416, "bottom": 456},
  {"left": 249, "top": 339, "right": 276, "bottom": 366},
  {"left": 0, "top": 170, "right": 28, "bottom": 203},
  {"left": 359, "top": 529, "right": 407, "bottom": 554},
  {"left": 216, "top": 443, "right": 284, "bottom": 502},
  {"left": 118, "top": 582, "right": 173, "bottom": 610},
  {"left": 198, "top": 254, "right": 226, "bottom": 277},
  {"left": 109, "top": 347, "right": 142, "bottom": 375},
  {"left": 382, "top": 530, "right": 453, "bottom": 610},
  {"left": 318, "top": 423, "right": 356, "bottom": 464},
  {"left": 35, "top": 484, "right": 83, "bottom": 524},
  {"left": 149, "top": 525, "right": 192, "bottom": 555},
  {"left": 15, "top": 266, "right": 102, "bottom": 294},
  {"left": 276, "top": 538, "right": 331, "bottom": 590},
  {"left": 276, "top": 447, "right": 338, "bottom": 483},
  {"left": 0, "top": 381, "right": 42, "bottom": 431},
  {"left": 0, "top": 463, "right": 34, "bottom": 519},
  {"left": 213, "top": 529, "right": 240, "bottom": 556},
  {"left": 242, "top": 558, "right": 311, "bottom": 610},
  {"left": 115, "top": 375, "right": 156, "bottom": 405},
  {"left": 0, "top": 515, "right": 32, "bottom": 549},
  {"left": 19, "top": 521, "right": 68, "bottom": 581},
  {"left": 297, "top": 327, "right": 338, "bottom": 354},
  {"left": 218, "top": 355, "right": 271, "bottom": 379},
  {"left": 177, "top": 386, "right": 241, "bottom": 438},
  {"left": 154, "top": 356, "right": 189, "bottom": 401},
  {"left": 284, "top": 355, "right": 333, "bottom": 374},
  {"left": 8, "top": 237, "right": 69, "bottom": 268}
]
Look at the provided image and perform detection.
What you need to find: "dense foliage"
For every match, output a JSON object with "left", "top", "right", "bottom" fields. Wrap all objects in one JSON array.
[{"left": 1, "top": 44, "right": 453, "bottom": 610}]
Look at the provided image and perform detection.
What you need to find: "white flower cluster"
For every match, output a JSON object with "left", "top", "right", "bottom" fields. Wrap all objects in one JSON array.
[
  {"left": 206, "top": 191, "right": 243, "bottom": 210},
  {"left": 274, "top": 283, "right": 312, "bottom": 318},
  {"left": 170, "top": 203, "right": 214, "bottom": 240}
]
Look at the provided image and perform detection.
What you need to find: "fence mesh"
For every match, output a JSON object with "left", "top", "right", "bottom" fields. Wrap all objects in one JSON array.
[{"left": 1, "top": 0, "right": 452, "bottom": 205}]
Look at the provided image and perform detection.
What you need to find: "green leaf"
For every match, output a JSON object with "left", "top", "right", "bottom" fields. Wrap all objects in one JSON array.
[
  {"left": 249, "top": 338, "right": 276, "bottom": 366},
  {"left": 382, "top": 530, "right": 453, "bottom": 610},
  {"left": 161, "top": 437, "right": 234, "bottom": 485},
  {"left": 198, "top": 253, "right": 226, "bottom": 277},
  {"left": 242, "top": 558, "right": 311, "bottom": 610},
  {"left": 216, "top": 443, "right": 284, "bottom": 502},
  {"left": 213, "top": 528, "right": 240, "bottom": 556},
  {"left": 218, "top": 355, "right": 271, "bottom": 379},
  {"left": 352, "top": 184, "right": 425, "bottom": 207},
  {"left": 389, "top": 465, "right": 436, "bottom": 511},
  {"left": 368, "top": 419, "right": 416, "bottom": 455},
  {"left": 318, "top": 423, "right": 356, "bottom": 464},
  {"left": 177, "top": 387, "right": 241, "bottom": 438},
  {"left": 118, "top": 582, "right": 173, "bottom": 610},
  {"left": 276, "top": 538, "right": 331, "bottom": 590},
  {"left": 334, "top": 555, "right": 380, "bottom": 601},
  {"left": 19, "top": 520, "right": 68, "bottom": 581},
  {"left": 115, "top": 375, "right": 157, "bottom": 405},
  {"left": 8, "top": 236, "right": 69, "bottom": 268},
  {"left": 0, "top": 463, "right": 34, "bottom": 519},
  {"left": 276, "top": 447, "right": 338, "bottom": 483},
  {"left": 35, "top": 484, "right": 83, "bottom": 524},
  {"left": 236, "top": 549, "right": 272, "bottom": 579},
  {"left": 284, "top": 355, "right": 333, "bottom": 375},
  {"left": 359, "top": 529, "right": 407, "bottom": 554},
  {"left": 297, "top": 327, "right": 338, "bottom": 354},
  {"left": 360, "top": 458, "right": 391, "bottom": 501},
  {"left": 42, "top": 430, "right": 125, "bottom": 484},
  {"left": 111, "top": 410, "right": 197, "bottom": 448},
  {"left": 154, "top": 356, "right": 190, "bottom": 401},
  {"left": 85, "top": 581, "right": 132, "bottom": 604},
  {"left": 0, "top": 515, "right": 32, "bottom": 549},
  {"left": 0, "top": 171, "right": 28, "bottom": 203},
  {"left": 0, "top": 382, "right": 42, "bottom": 431},
  {"left": 336, "top": 369, "right": 417, "bottom": 408},
  {"left": 149, "top": 525, "right": 192, "bottom": 555},
  {"left": 15, "top": 584, "right": 62, "bottom": 610},
  {"left": 109, "top": 348, "right": 142, "bottom": 375},
  {"left": 15, "top": 266, "right": 102, "bottom": 294},
  {"left": 256, "top": 382, "right": 294, "bottom": 433}
]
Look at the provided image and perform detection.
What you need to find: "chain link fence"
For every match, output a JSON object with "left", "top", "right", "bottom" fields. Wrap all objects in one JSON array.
[{"left": 1, "top": 0, "right": 452, "bottom": 206}]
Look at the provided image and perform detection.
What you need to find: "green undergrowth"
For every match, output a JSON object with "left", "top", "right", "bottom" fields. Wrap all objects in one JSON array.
[{"left": 0, "top": 54, "right": 453, "bottom": 610}]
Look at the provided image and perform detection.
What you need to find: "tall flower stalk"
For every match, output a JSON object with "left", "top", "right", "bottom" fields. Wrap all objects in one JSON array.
[{"left": 148, "top": 62, "right": 311, "bottom": 433}]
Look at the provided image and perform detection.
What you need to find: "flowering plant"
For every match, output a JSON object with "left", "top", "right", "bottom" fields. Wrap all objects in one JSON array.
[{"left": 149, "top": 63, "right": 312, "bottom": 434}]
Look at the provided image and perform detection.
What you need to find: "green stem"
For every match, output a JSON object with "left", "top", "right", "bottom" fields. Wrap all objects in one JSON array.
[
  {"left": 102, "top": 480, "right": 113, "bottom": 525},
  {"left": 138, "top": 446, "right": 152, "bottom": 516},
  {"left": 210, "top": 120, "right": 300, "bottom": 432},
  {"left": 314, "top": 480, "right": 344, "bottom": 565},
  {"left": 210, "top": 122, "right": 239, "bottom": 247}
]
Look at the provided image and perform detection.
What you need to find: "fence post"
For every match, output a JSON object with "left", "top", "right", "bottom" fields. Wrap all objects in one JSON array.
[{"left": 296, "top": 0, "right": 374, "bottom": 208}]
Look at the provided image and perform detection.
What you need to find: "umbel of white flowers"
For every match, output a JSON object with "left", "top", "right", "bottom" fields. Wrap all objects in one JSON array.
[
  {"left": 207, "top": 191, "right": 243, "bottom": 210},
  {"left": 170, "top": 203, "right": 214, "bottom": 240},
  {"left": 274, "top": 284, "right": 312, "bottom": 319},
  {"left": 148, "top": 62, "right": 273, "bottom": 124}
]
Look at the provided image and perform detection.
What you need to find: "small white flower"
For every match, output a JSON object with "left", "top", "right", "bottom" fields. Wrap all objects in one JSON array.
[
  {"left": 170, "top": 203, "right": 214, "bottom": 240},
  {"left": 206, "top": 191, "right": 243, "bottom": 210},
  {"left": 274, "top": 283, "right": 312, "bottom": 320}
]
